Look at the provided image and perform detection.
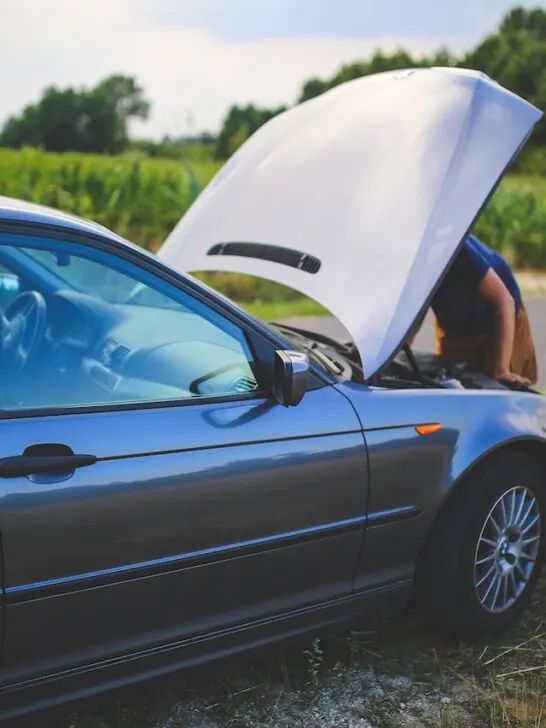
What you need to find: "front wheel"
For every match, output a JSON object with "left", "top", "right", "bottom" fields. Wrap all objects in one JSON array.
[{"left": 415, "top": 451, "right": 545, "bottom": 640}]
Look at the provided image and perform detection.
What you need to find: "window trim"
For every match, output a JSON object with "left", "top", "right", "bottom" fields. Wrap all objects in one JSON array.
[
  {"left": 0, "top": 222, "right": 332, "bottom": 420},
  {"left": 0, "top": 390, "right": 271, "bottom": 421}
]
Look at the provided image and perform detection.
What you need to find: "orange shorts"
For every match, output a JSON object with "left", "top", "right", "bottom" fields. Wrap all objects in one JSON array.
[{"left": 434, "top": 302, "right": 538, "bottom": 385}]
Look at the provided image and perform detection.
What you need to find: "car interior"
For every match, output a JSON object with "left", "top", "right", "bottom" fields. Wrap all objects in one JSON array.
[{"left": 0, "top": 243, "right": 261, "bottom": 413}]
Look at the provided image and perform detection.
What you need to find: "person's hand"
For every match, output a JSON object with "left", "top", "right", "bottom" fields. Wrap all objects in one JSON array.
[{"left": 494, "top": 369, "right": 531, "bottom": 387}]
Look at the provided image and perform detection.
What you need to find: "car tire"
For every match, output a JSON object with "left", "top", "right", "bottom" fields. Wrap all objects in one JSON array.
[{"left": 415, "top": 450, "right": 545, "bottom": 640}]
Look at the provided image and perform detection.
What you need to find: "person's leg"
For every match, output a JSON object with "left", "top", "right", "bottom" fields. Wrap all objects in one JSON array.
[
  {"left": 480, "top": 303, "right": 538, "bottom": 385},
  {"left": 433, "top": 317, "right": 444, "bottom": 356},
  {"left": 510, "top": 303, "right": 538, "bottom": 385}
]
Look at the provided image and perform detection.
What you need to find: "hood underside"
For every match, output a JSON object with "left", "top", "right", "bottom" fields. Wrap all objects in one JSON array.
[{"left": 158, "top": 67, "right": 542, "bottom": 379}]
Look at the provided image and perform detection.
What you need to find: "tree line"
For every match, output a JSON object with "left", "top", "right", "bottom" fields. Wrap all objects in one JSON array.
[
  {"left": 2, "top": 6, "right": 546, "bottom": 159},
  {"left": 1, "top": 76, "right": 150, "bottom": 155},
  {"left": 215, "top": 6, "right": 546, "bottom": 159}
]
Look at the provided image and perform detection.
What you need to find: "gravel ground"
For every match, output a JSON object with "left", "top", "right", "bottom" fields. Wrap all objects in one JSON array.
[{"left": 44, "top": 576, "right": 545, "bottom": 728}]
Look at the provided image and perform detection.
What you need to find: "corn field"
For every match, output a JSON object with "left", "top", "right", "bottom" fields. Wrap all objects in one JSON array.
[
  {"left": 475, "top": 177, "right": 546, "bottom": 269},
  {"left": 0, "top": 147, "right": 219, "bottom": 251},
  {"left": 1, "top": 148, "right": 546, "bottom": 303}
]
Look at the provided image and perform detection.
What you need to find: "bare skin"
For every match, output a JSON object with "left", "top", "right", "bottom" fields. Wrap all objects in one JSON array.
[{"left": 476, "top": 268, "right": 530, "bottom": 387}]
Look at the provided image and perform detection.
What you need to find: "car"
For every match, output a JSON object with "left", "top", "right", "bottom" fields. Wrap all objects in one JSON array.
[{"left": 0, "top": 66, "right": 545, "bottom": 722}]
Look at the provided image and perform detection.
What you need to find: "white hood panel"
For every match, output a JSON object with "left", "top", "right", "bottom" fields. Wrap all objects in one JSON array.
[{"left": 159, "top": 68, "right": 542, "bottom": 378}]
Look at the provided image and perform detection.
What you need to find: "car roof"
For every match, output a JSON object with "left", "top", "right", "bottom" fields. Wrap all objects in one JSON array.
[{"left": 0, "top": 195, "right": 125, "bottom": 244}]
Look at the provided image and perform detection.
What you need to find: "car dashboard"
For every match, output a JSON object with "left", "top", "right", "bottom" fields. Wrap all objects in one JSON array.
[{"left": 7, "top": 289, "right": 259, "bottom": 411}]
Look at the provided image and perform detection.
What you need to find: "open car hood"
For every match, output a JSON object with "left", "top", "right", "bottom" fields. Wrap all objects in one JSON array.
[{"left": 158, "top": 67, "right": 542, "bottom": 379}]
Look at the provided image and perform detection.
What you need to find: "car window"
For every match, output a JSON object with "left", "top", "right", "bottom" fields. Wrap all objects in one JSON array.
[
  {"left": 25, "top": 248, "right": 141, "bottom": 303},
  {"left": 0, "top": 233, "right": 262, "bottom": 414}
]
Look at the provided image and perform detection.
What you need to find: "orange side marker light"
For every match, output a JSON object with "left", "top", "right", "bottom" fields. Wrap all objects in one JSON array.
[{"left": 415, "top": 424, "right": 443, "bottom": 436}]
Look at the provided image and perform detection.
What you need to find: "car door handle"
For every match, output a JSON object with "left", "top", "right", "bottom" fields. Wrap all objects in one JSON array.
[{"left": 0, "top": 454, "right": 97, "bottom": 478}]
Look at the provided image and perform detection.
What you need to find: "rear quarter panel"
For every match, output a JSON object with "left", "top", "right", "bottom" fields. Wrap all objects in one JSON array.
[{"left": 336, "top": 383, "right": 546, "bottom": 590}]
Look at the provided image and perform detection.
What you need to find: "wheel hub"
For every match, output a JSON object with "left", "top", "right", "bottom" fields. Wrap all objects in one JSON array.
[{"left": 496, "top": 529, "right": 522, "bottom": 572}]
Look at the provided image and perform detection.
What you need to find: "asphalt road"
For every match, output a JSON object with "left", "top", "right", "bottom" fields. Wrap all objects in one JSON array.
[{"left": 284, "top": 296, "right": 546, "bottom": 388}]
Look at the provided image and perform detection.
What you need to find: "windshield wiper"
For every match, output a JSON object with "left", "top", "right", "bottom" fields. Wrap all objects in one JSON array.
[
  {"left": 309, "top": 345, "right": 344, "bottom": 375},
  {"left": 272, "top": 322, "right": 350, "bottom": 353},
  {"left": 270, "top": 323, "right": 344, "bottom": 375}
]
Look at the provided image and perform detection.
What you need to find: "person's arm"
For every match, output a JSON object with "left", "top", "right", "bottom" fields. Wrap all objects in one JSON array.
[{"left": 477, "top": 268, "right": 529, "bottom": 385}]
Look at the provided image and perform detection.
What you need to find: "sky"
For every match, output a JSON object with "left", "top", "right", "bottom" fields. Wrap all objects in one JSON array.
[{"left": 1, "top": 0, "right": 545, "bottom": 139}]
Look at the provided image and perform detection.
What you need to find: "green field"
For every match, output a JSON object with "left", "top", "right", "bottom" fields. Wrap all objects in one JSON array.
[
  {"left": 1, "top": 147, "right": 546, "bottom": 318},
  {"left": 0, "top": 147, "right": 219, "bottom": 250}
]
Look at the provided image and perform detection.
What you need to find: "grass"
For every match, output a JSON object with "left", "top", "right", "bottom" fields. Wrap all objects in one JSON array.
[
  {"left": 48, "top": 577, "right": 545, "bottom": 727},
  {"left": 0, "top": 147, "right": 220, "bottom": 250},
  {"left": 243, "top": 297, "right": 327, "bottom": 320},
  {"left": 505, "top": 175, "right": 546, "bottom": 196}
]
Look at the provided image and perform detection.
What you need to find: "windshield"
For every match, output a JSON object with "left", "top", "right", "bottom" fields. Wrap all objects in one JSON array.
[{"left": 24, "top": 248, "right": 353, "bottom": 378}]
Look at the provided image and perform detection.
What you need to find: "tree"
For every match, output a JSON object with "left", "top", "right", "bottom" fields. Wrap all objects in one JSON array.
[
  {"left": 0, "top": 87, "right": 84, "bottom": 151},
  {"left": 298, "top": 77, "right": 330, "bottom": 104},
  {"left": 214, "top": 104, "right": 287, "bottom": 159},
  {"left": 84, "top": 75, "right": 150, "bottom": 153},
  {"left": 0, "top": 75, "right": 150, "bottom": 154},
  {"left": 461, "top": 6, "right": 546, "bottom": 147},
  {"left": 215, "top": 49, "right": 458, "bottom": 158}
]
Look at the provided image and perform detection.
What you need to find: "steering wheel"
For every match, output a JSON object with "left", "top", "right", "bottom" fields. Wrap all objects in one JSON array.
[{"left": 1, "top": 291, "right": 47, "bottom": 373}]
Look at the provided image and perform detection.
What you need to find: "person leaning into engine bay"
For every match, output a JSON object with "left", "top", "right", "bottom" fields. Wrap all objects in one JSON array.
[{"left": 410, "top": 234, "right": 537, "bottom": 387}]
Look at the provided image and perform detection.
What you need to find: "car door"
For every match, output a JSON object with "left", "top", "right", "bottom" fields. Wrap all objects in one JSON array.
[{"left": 0, "top": 227, "right": 368, "bottom": 688}]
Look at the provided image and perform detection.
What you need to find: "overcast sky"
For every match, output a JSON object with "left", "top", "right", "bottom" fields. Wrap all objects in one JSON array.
[{"left": 1, "top": 0, "right": 544, "bottom": 138}]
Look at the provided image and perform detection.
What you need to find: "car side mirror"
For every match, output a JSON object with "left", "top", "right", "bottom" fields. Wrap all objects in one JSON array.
[{"left": 273, "top": 350, "right": 309, "bottom": 407}]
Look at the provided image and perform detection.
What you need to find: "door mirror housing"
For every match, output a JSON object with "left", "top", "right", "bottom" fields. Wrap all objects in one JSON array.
[{"left": 273, "top": 350, "right": 309, "bottom": 407}]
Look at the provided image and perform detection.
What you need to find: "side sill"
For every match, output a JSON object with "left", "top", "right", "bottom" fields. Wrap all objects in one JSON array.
[{"left": 0, "top": 580, "right": 412, "bottom": 721}]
